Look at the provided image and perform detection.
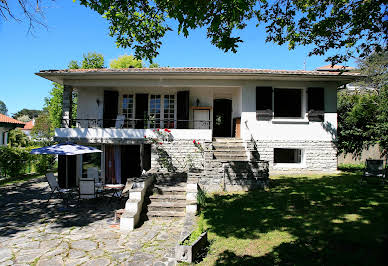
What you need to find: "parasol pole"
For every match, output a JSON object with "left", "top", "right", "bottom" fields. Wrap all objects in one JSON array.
[{"left": 66, "top": 156, "right": 68, "bottom": 188}]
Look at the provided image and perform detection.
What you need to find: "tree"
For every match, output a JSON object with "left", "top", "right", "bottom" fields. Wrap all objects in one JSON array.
[
  {"left": 110, "top": 54, "right": 144, "bottom": 69},
  {"left": 12, "top": 109, "right": 42, "bottom": 120},
  {"left": 78, "top": 0, "right": 387, "bottom": 64},
  {"left": 16, "top": 115, "right": 31, "bottom": 123},
  {"left": 337, "top": 51, "right": 388, "bottom": 157},
  {"left": 81, "top": 52, "right": 105, "bottom": 69},
  {"left": 0, "top": 0, "right": 47, "bottom": 32},
  {"left": 0, "top": 100, "right": 7, "bottom": 115},
  {"left": 8, "top": 129, "right": 30, "bottom": 147},
  {"left": 31, "top": 111, "right": 53, "bottom": 141}
]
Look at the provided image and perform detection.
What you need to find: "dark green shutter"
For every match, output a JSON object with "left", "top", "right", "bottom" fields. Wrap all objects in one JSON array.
[
  {"left": 177, "top": 91, "right": 189, "bottom": 128},
  {"left": 256, "top": 87, "right": 273, "bottom": 120},
  {"left": 307, "top": 87, "right": 324, "bottom": 121}
]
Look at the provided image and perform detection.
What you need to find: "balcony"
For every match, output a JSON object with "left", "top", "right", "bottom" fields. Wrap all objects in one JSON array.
[{"left": 55, "top": 118, "right": 213, "bottom": 143}]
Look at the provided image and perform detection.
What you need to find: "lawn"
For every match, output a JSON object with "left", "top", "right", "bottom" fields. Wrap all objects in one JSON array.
[{"left": 198, "top": 172, "right": 388, "bottom": 265}]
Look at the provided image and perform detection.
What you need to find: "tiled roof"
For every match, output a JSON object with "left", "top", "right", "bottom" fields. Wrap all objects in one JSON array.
[
  {"left": 38, "top": 67, "right": 361, "bottom": 76},
  {"left": 316, "top": 65, "right": 356, "bottom": 71},
  {"left": 0, "top": 114, "right": 25, "bottom": 125},
  {"left": 23, "top": 120, "right": 34, "bottom": 130}
]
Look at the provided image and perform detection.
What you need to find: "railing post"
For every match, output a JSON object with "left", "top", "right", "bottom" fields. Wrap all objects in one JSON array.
[{"left": 62, "top": 85, "right": 73, "bottom": 128}]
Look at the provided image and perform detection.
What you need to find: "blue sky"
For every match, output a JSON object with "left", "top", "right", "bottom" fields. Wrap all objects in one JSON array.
[{"left": 0, "top": 1, "right": 356, "bottom": 116}]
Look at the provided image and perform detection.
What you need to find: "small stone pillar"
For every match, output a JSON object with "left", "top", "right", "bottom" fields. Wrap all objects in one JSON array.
[{"left": 62, "top": 85, "right": 73, "bottom": 128}]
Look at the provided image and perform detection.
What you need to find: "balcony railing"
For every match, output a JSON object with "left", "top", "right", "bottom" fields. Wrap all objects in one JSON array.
[{"left": 62, "top": 118, "right": 211, "bottom": 129}]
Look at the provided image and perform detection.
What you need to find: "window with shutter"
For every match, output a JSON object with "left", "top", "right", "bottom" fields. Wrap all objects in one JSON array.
[
  {"left": 307, "top": 87, "right": 324, "bottom": 121},
  {"left": 256, "top": 87, "right": 273, "bottom": 120}
]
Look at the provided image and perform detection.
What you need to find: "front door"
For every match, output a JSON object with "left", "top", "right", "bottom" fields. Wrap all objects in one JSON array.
[{"left": 213, "top": 99, "right": 232, "bottom": 137}]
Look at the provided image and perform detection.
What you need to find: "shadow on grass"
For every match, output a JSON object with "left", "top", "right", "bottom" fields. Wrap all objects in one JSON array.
[
  {"left": 202, "top": 173, "right": 388, "bottom": 265},
  {"left": 0, "top": 177, "right": 125, "bottom": 238}
]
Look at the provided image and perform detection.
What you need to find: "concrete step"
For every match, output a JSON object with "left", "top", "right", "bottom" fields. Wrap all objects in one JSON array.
[
  {"left": 212, "top": 146, "right": 245, "bottom": 151},
  {"left": 148, "top": 201, "right": 186, "bottom": 212},
  {"left": 213, "top": 138, "right": 243, "bottom": 143},
  {"left": 213, "top": 151, "right": 247, "bottom": 156},
  {"left": 154, "top": 185, "right": 186, "bottom": 191},
  {"left": 149, "top": 194, "right": 186, "bottom": 202},
  {"left": 147, "top": 210, "right": 186, "bottom": 217}
]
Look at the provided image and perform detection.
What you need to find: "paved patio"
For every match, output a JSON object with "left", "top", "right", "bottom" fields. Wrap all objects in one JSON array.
[{"left": 0, "top": 177, "right": 183, "bottom": 265}]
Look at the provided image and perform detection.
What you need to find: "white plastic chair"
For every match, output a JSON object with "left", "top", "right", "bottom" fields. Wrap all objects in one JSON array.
[
  {"left": 79, "top": 178, "right": 96, "bottom": 199},
  {"left": 46, "top": 173, "right": 75, "bottom": 205},
  {"left": 115, "top": 114, "right": 125, "bottom": 128}
]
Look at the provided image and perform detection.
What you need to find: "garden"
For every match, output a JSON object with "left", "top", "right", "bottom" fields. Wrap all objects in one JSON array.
[{"left": 194, "top": 171, "right": 388, "bottom": 265}]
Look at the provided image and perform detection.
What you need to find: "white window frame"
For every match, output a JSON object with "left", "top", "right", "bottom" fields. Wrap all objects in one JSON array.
[
  {"left": 148, "top": 93, "right": 177, "bottom": 129},
  {"left": 271, "top": 87, "right": 308, "bottom": 123},
  {"left": 121, "top": 94, "right": 134, "bottom": 128},
  {"left": 273, "top": 148, "right": 306, "bottom": 168}
]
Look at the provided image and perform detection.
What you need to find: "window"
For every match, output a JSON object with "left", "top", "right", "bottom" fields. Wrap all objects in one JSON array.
[
  {"left": 274, "top": 148, "right": 302, "bottom": 164},
  {"left": 164, "top": 95, "right": 175, "bottom": 128},
  {"left": 274, "top": 88, "right": 302, "bottom": 118},
  {"left": 122, "top": 94, "right": 134, "bottom": 128},
  {"left": 149, "top": 95, "right": 161, "bottom": 128}
]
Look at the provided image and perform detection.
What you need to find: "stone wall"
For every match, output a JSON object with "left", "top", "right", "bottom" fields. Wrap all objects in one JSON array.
[
  {"left": 247, "top": 140, "right": 337, "bottom": 172},
  {"left": 150, "top": 140, "right": 212, "bottom": 172},
  {"left": 191, "top": 160, "right": 269, "bottom": 192}
]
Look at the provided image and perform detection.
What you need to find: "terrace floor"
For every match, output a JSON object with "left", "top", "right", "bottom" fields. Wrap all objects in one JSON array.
[{"left": 0, "top": 177, "right": 182, "bottom": 265}]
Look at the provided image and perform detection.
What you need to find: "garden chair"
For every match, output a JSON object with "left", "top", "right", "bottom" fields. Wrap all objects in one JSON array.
[
  {"left": 361, "top": 159, "right": 386, "bottom": 184},
  {"left": 115, "top": 114, "right": 125, "bottom": 129},
  {"left": 79, "top": 178, "right": 97, "bottom": 199},
  {"left": 46, "top": 173, "right": 76, "bottom": 206}
]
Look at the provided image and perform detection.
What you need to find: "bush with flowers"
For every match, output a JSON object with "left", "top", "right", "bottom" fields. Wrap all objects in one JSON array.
[{"left": 144, "top": 128, "right": 204, "bottom": 171}]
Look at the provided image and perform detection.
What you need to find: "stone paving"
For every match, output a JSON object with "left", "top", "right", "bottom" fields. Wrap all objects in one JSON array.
[{"left": 0, "top": 177, "right": 183, "bottom": 265}]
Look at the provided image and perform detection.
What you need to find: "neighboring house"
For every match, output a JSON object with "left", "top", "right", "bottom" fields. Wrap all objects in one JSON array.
[
  {"left": 21, "top": 119, "right": 35, "bottom": 139},
  {"left": 36, "top": 67, "right": 360, "bottom": 190},
  {"left": 0, "top": 114, "right": 25, "bottom": 146}
]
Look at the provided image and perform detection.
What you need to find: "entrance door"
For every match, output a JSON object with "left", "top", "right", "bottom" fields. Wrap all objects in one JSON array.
[
  {"left": 135, "top": 94, "right": 148, "bottom": 129},
  {"left": 213, "top": 99, "right": 232, "bottom": 137},
  {"left": 103, "top": 91, "right": 119, "bottom": 128}
]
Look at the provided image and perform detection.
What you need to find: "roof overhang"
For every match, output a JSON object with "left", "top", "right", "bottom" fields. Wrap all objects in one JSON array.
[{"left": 35, "top": 68, "right": 362, "bottom": 86}]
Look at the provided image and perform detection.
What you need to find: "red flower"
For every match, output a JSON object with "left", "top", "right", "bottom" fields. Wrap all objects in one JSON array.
[
  {"left": 164, "top": 128, "right": 171, "bottom": 133},
  {"left": 157, "top": 128, "right": 160, "bottom": 131},
  {"left": 193, "top": 140, "right": 196, "bottom": 144},
  {"left": 197, "top": 142, "right": 200, "bottom": 144},
  {"left": 159, "top": 142, "right": 163, "bottom": 145},
  {"left": 144, "top": 135, "right": 147, "bottom": 138},
  {"left": 153, "top": 129, "right": 155, "bottom": 132}
]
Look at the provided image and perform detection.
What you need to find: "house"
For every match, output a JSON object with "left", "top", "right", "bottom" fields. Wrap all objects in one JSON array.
[
  {"left": 0, "top": 114, "right": 25, "bottom": 146},
  {"left": 21, "top": 119, "right": 35, "bottom": 139},
  {"left": 36, "top": 67, "right": 360, "bottom": 191}
]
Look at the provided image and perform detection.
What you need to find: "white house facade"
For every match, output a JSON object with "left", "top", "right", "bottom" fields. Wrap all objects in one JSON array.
[{"left": 36, "top": 67, "right": 360, "bottom": 191}]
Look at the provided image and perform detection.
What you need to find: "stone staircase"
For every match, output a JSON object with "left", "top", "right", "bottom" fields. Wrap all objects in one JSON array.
[
  {"left": 147, "top": 174, "right": 187, "bottom": 218},
  {"left": 212, "top": 138, "right": 248, "bottom": 161}
]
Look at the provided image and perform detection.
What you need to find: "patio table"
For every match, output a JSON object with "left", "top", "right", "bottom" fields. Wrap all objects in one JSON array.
[{"left": 103, "top": 184, "right": 125, "bottom": 202}]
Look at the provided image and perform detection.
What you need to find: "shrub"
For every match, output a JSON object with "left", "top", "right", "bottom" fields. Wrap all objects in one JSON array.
[
  {"left": 0, "top": 146, "right": 30, "bottom": 177},
  {"left": 35, "top": 154, "right": 56, "bottom": 174}
]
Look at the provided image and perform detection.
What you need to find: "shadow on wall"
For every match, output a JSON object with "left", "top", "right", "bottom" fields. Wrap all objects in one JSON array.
[{"left": 202, "top": 173, "right": 388, "bottom": 265}]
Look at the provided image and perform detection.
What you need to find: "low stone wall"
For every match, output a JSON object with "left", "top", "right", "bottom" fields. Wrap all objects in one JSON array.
[
  {"left": 190, "top": 160, "right": 269, "bottom": 192},
  {"left": 247, "top": 140, "right": 337, "bottom": 172},
  {"left": 150, "top": 140, "right": 212, "bottom": 172}
]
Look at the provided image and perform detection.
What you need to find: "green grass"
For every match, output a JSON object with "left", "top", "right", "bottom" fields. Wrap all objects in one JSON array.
[{"left": 198, "top": 173, "right": 388, "bottom": 265}]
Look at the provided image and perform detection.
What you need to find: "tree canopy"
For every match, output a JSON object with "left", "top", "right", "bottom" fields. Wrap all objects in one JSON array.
[
  {"left": 0, "top": 100, "right": 7, "bottom": 115},
  {"left": 78, "top": 0, "right": 387, "bottom": 64},
  {"left": 12, "top": 109, "right": 42, "bottom": 120},
  {"left": 337, "top": 51, "right": 388, "bottom": 157},
  {"left": 110, "top": 54, "right": 144, "bottom": 68}
]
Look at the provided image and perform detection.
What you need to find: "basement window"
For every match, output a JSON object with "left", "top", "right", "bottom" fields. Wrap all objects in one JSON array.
[{"left": 274, "top": 148, "right": 302, "bottom": 164}]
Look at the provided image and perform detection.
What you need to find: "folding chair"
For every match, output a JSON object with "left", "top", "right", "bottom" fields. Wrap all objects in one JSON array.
[
  {"left": 87, "top": 167, "right": 104, "bottom": 195},
  {"left": 46, "top": 173, "right": 76, "bottom": 205},
  {"left": 361, "top": 159, "right": 386, "bottom": 184}
]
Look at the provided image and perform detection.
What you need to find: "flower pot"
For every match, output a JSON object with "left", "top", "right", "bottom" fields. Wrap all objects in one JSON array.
[{"left": 176, "top": 231, "right": 208, "bottom": 263}]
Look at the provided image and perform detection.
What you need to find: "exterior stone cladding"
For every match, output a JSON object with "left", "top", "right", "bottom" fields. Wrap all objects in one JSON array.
[
  {"left": 246, "top": 139, "right": 337, "bottom": 172},
  {"left": 150, "top": 140, "right": 212, "bottom": 172},
  {"left": 194, "top": 160, "right": 269, "bottom": 192}
]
